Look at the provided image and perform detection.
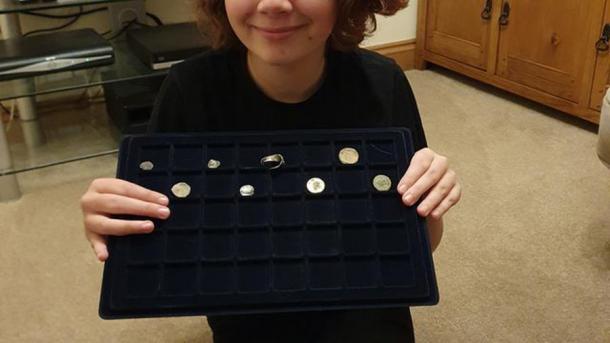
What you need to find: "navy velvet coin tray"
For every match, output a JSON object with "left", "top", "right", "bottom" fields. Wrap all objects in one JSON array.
[{"left": 99, "top": 128, "right": 438, "bottom": 319}]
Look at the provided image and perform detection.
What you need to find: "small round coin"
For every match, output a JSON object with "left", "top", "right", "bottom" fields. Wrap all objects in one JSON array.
[
  {"left": 207, "top": 159, "right": 221, "bottom": 169},
  {"left": 240, "top": 184, "right": 255, "bottom": 197},
  {"left": 373, "top": 175, "right": 392, "bottom": 192},
  {"left": 338, "top": 147, "right": 359, "bottom": 165},
  {"left": 171, "top": 182, "right": 192, "bottom": 198},
  {"left": 139, "top": 161, "right": 154, "bottom": 171},
  {"left": 260, "top": 154, "right": 285, "bottom": 169},
  {"left": 306, "top": 177, "right": 326, "bottom": 194}
]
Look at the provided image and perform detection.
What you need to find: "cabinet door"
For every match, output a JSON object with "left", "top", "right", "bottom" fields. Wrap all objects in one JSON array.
[
  {"left": 496, "top": 0, "right": 605, "bottom": 104},
  {"left": 424, "top": 0, "right": 494, "bottom": 71}
]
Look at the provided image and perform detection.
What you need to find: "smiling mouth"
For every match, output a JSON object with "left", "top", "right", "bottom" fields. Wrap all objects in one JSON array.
[{"left": 252, "top": 25, "right": 305, "bottom": 39}]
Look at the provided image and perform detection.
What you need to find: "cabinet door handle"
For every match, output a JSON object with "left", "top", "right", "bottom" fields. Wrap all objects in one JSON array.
[
  {"left": 499, "top": 1, "right": 511, "bottom": 26},
  {"left": 481, "top": 0, "right": 493, "bottom": 20},
  {"left": 596, "top": 24, "right": 610, "bottom": 52}
]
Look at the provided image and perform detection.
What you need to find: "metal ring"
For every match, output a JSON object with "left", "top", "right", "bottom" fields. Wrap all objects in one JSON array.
[{"left": 260, "top": 154, "right": 285, "bottom": 170}]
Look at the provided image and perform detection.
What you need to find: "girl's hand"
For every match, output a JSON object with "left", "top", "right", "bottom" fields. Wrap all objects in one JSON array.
[
  {"left": 397, "top": 148, "right": 461, "bottom": 219},
  {"left": 80, "top": 178, "right": 171, "bottom": 262}
]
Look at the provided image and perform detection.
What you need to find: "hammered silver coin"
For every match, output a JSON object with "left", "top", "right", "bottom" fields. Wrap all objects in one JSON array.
[
  {"left": 207, "top": 159, "right": 221, "bottom": 169},
  {"left": 306, "top": 177, "right": 326, "bottom": 194},
  {"left": 240, "top": 184, "right": 255, "bottom": 197},
  {"left": 338, "top": 147, "right": 359, "bottom": 165},
  {"left": 139, "top": 161, "right": 154, "bottom": 171},
  {"left": 171, "top": 182, "right": 192, "bottom": 198},
  {"left": 372, "top": 175, "right": 392, "bottom": 192}
]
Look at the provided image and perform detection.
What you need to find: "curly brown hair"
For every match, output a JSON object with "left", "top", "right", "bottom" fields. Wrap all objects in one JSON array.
[{"left": 195, "top": 0, "right": 409, "bottom": 51}]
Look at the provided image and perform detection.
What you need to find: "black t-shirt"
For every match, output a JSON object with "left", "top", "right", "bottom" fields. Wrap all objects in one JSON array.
[{"left": 147, "top": 48, "right": 426, "bottom": 343}]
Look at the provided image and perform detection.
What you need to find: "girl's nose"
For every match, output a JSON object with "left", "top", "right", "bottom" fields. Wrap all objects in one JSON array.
[{"left": 257, "top": 0, "right": 294, "bottom": 16}]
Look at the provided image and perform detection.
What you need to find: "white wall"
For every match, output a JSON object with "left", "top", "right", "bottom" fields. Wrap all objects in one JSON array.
[{"left": 363, "top": 0, "right": 418, "bottom": 47}]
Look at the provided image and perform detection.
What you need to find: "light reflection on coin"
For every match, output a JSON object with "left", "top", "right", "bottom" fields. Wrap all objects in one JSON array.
[
  {"left": 171, "top": 182, "right": 191, "bottom": 198},
  {"left": 338, "top": 147, "right": 359, "bottom": 165},
  {"left": 306, "top": 177, "right": 326, "bottom": 194},
  {"left": 240, "top": 184, "right": 255, "bottom": 197},
  {"left": 373, "top": 175, "right": 392, "bottom": 192},
  {"left": 139, "top": 161, "right": 154, "bottom": 171},
  {"left": 207, "top": 159, "right": 221, "bottom": 169}
]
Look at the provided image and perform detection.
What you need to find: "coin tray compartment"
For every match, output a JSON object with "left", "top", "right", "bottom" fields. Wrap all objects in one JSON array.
[
  {"left": 303, "top": 142, "right": 333, "bottom": 167},
  {"left": 335, "top": 167, "right": 367, "bottom": 194},
  {"left": 101, "top": 128, "right": 438, "bottom": 319},
  {"left": 172, "top": 145, "right": 204, "bottom": 171},
  {"left": 165, "top": 230, "right": 199, "bottom": 262},
  {"left": 367, "top": 140, "right": 397, "bottom": 164},
  {"left": 166, "top": 200, "right": 200, "bottom": 230},
  {"left": 237, "top": 228, "right": 272, "bottom": 260},
  {"left": 138, "top": 145, "right": 170, "bottom": 171}
]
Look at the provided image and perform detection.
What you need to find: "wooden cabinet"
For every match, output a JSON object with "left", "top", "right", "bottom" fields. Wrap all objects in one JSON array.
[
  {"left": 417, "top": 0, "right": 609, "bottom": 123},
  {"left": 424, "top": 0, "right": 493, "bottom": 70}
]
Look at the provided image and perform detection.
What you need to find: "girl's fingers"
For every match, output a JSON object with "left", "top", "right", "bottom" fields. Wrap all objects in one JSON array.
[
  {"left": 401, "top": 155, "right": 449, "bottom": 206},
  {"left": 85, "top": 214, "right": 155, "bottom": 236},
  {"left": 429, "top": 183, "right": 462, "bottom": 220},
  {"left": 86, "top": 230, "right": 109, "bottom": 262},
  {"left": 397, "top": 148, "right": 434, "bottom": 194},
  {"left": 90, "top": 178, "right": 169, "bottom": 206},
  {"left": 415, "top": 169, "right": 457, "bottom": 216},
  {"left": 83, "top": 193, "right": 170, "bottom": 219}
]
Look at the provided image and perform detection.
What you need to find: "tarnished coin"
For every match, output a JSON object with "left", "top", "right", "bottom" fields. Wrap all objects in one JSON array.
[
  {"left": 139, "top": 161, "right": 154, "bottom": 171},
  {"left": 372, "top": 175, "right": 392, "bottom": 192},
  {"left": 240, "top": 184, "right": 255, "bottom": 197},
  {"left": 260, "top": 154, "right": 285, "bottom": 169},
  {"left": 171, "top": 182, "right": 192, "bottom": 198},
  {"left": 207, "top": 159, "right": 221, "bottom": 169},
  {"left": 338, "top": 147, "right": 359, "bottom": 165},
  {"left": 306, "top": 177, "right": 326, "bottom": 194}
]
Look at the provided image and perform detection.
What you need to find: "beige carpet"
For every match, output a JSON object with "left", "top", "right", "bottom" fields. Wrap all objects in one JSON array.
[{"left": 1, "top": 68, "right": 608, "bottom": 342}]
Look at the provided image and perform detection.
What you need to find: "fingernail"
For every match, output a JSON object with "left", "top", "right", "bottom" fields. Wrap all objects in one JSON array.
[
  {"left": 403, "top": 193, "right": 413, "bottom": 204},
  {"left": 398, "top": 184, "right": 407, "bottom": 193},
  {"left": 158, "top": 196, "right": 169, "bottom": 205},
  {"left": 142, "top": 221, "right": 154, "bottom": 231},
  {"left": 158, "top": 207, "right": 170, "bottom": 218}
]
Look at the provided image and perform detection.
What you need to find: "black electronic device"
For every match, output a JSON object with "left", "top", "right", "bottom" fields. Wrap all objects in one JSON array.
[
  {"left": 99, "top": 128, "right": 439, "bottom": 319},
  {"left": 0, "top": 29, "right": 114, "bottom": 81},
  {"left": 126, "top": 22, "right": 211, "bottom": 70},
  {"left": 102, "top": 74, "right": 166, "bottom": 134}
]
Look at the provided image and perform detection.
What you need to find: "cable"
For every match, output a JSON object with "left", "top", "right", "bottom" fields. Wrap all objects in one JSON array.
[
  {"left": 23, "top": 6, "right": 83, "bottom": 37},
  {"left": 23, "top": 6, "right": 107, "bottom": 19},
  {"left": 0, "top": 149, "right": 119, "bottom": 176},
  {"left": 146, "top": 12, "right": 163, "bottom": 26},
  {"left": 104, "top": 18, "right": 153, "bottom": 40}
]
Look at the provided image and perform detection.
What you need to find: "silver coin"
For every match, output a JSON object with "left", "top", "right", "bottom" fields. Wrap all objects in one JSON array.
[
  {"left": 260, "top": 154, "right": 285, "bottom": 169},
  {"left": 306, "top": 177, "right": 326, "bottom": 194},
  {"left": 373, "top": 175, "right": 392, "bottom": 192},
  {"left": 171, "top": 182, "right": 192, "bottom": 198},
  {"left": 338, "top": 147, "right": 359, "bottom": 165},
  {"left": 240, "top": 184, "right": 255, "bottom": 197},
  {"left": 139, "top": 161, "right": 154, "bottom": 171},
  {"left": 207, "top": 159, "right": 221, "bottom": 169}
]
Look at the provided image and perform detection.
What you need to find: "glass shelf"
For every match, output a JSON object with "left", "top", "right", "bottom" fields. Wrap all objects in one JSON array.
[
  {"left": 0, "top": 0, "right": 131, "bottom": 14},
  {"left": 0, "top": 39, "right": 168, "bottom": 101}
]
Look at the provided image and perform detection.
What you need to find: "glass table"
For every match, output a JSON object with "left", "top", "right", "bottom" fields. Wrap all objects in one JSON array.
[
  {"left": 0, "top": 0, "right": 131, "bottom": 14},
  {"left": 0, "top": 0, "right": 169, "bottom": 201}
]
